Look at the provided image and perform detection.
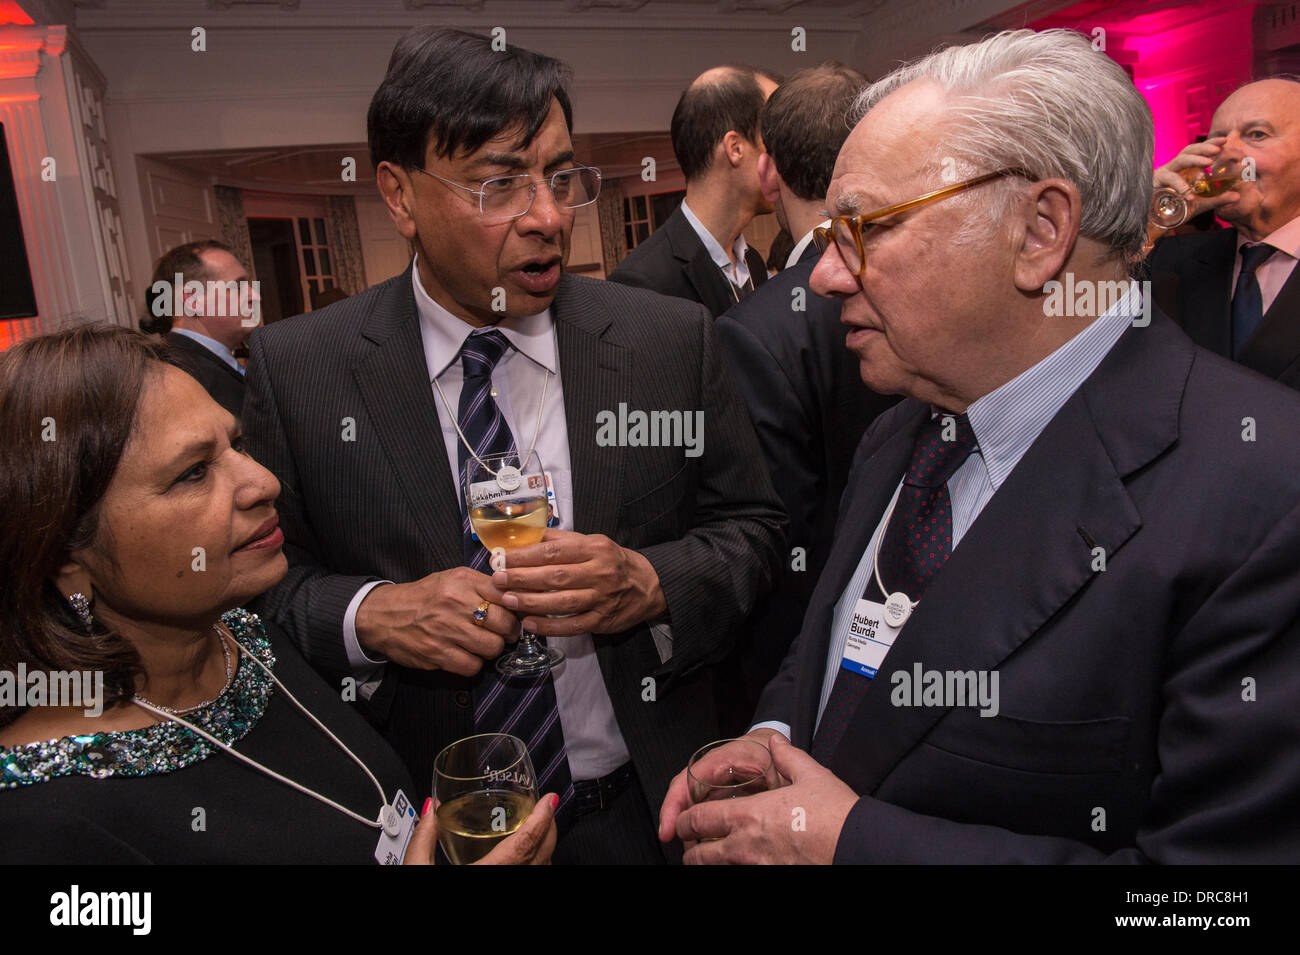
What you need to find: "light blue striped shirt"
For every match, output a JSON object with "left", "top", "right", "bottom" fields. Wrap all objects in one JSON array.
[
  {"left": 757, "top": 281, "right": 1143, "bottom": 739},
  {"left": 170, "top": 327, "right": 244, "bottom": 376}
]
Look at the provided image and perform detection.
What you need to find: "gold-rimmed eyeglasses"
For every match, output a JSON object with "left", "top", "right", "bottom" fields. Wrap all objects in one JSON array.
[
  {"left": 413, "top": 165, "right": 602, "bottom": 219},
  {"left": 813, "top": 168, "right": 1031, "bottom": 276}
]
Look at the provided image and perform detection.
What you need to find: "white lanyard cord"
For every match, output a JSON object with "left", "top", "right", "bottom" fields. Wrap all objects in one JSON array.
[
  {"left": 132, "top": 633, "right": 388, "bottom": 831},
  {"left": 872, "top": 491, "right": 917, "bottom": 611},
  {"left": 434, "top": 344, "right": 550, "bottom": 477}
]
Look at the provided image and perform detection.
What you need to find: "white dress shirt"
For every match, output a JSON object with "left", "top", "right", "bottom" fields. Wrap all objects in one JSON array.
[
  {"left": 680, "top": 199, "right": 755, "bottom": 291},
  {"left": 342, "top": 260, "right": 631, "bottom": 780},
  {"left": 755, "top": 282, "right": 1142, "bottom": 739},
  {"left": 785, "top": 222, "right": 828, "bottom": 270}
]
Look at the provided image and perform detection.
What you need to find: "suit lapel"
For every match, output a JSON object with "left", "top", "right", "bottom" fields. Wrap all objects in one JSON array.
[
  {"left": 352, "top": 266, "right": 464, "bottom": 570},
  {"left": 1237, "top": 257, "right": 1300, "bottom": 380},
  {"left": 1174, "top": 230, "right": 1236, "bottom": 356},
  {"left": 665, "top": 209, "right": 735, "bottom": 316},
  {"left": 744, "top": 246, "right": 768, "bottom": 289},
  {"left": 790, "top": 403, "right": 927, "bottom": 746},
  {"left": 826, "top": 317, "right": 1191, "bottom": 795},
  {"left": 553, "top": 275, "right": 626, "bottom": 537}
]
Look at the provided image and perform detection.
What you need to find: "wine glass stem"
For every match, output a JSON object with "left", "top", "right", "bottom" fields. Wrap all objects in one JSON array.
[{"left": 514, "top": 628, "right": 548, "bottom": 663}]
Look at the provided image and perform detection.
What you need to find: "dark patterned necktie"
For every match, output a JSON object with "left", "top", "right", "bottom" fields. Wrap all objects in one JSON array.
[
  {"left": 1231, "top": 243, "right": 1276, "bottom": 358},
  {"left": 811, "top": 413, "right": 978, "bottom": 762},
  {"left": 456, "top": 330, "right": 574, "bottom": 818}
]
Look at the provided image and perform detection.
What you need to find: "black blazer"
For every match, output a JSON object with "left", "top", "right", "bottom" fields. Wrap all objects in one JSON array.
[
  {"left": 757, "top": 312, "right": 1300, "bottom": 862},
  {"left": 715, "top": 243, "right": 899, "bottom": 701},
  {"left": 242, "top": 266, "right": 786, "bottom": 830},
  {"left": 164, "top": 331, "right": 246, "bottom": 420},
  {"left": 609, "top": 205, "right": 768, "bottom": 317},
  {"left": 1147, "top": 228, "right": 1300, "bottom": 388}
]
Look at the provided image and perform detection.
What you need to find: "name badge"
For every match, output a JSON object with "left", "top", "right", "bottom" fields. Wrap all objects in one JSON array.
[
  {"left": 839, "top": 598, "right": 904, "bottom": 679},
  {"left": 544, "top": 470, "right": 560, "bottom": 527},
  {"left": 373, "top": 788, "right": 418, "bottom": 865}
]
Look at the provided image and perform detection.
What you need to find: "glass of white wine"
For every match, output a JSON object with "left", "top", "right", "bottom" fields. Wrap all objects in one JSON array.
[
  {"left": 465, "top": 449, "right": 564, "bottom": 676},
  {"left": 434, "top": 732, "right": 538, "bottom": 865},
  {"left": 1150, "top": 156, "right": 1243, "bottom": 230}
]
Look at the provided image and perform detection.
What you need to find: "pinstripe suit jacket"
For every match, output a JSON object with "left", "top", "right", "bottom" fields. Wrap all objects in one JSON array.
[{"left": 242, "top": 265, "right": 786, "bottom": 817}]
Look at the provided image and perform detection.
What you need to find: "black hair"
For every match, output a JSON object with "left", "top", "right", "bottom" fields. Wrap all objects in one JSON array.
[
  {"left": 760, "top": 62, "right": 867, "bottom": 202},
  {"left": 367, "top": 27, "right": 574, "bottom": 169},
  {"left": 670, "top": 66, "right": 781, "bottom": 182}
]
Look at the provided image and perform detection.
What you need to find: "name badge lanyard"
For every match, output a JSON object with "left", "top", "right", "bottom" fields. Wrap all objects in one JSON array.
[
  {"left": 872, "top": 492, "right": 919, "bottom": 629},
  {"left": 433, "top": 341, "right": 550, "bottom": 492},
  {"left": 132, "top": 633, "right": 404, "bottom": 839}
]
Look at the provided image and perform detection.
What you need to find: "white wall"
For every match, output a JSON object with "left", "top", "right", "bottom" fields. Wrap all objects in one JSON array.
[{"left": 55, "top": 0, "right": 1033, "bottom": 301}]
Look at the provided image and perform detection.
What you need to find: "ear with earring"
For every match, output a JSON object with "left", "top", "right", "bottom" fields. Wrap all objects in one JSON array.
[{"left": 67, "top": 592, "right": 93, "bottom": 628}]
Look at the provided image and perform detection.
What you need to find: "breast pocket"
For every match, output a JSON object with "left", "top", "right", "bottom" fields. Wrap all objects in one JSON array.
[
  {"left": 921, "top": 710, "right": 1131, "bottom": 775},
  {"left": 619, "top": 462, "right": 690, "bottom": 529}
]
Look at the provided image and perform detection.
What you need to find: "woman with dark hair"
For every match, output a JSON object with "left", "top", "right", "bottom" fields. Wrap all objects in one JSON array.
[{"left": 0, "top": 326, "right": 556, "bottom": 864}]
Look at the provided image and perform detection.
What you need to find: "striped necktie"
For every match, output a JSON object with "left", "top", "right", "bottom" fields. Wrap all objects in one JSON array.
[{"left": 455, "top": 330, "right": 574, "bottom": 818}]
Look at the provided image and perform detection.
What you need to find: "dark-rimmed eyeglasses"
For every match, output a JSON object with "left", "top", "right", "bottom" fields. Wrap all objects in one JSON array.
[
  {"left": 813, "top": 168, "right": 1031, "bottom": 276},
  {"left": 413, "top": 165, "right": 602, "bottom": 219}
]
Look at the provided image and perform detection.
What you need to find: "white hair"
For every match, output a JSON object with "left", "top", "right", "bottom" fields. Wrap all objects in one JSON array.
[{"left": 852, "top": 28, "right": 1153, "bottom": 261}]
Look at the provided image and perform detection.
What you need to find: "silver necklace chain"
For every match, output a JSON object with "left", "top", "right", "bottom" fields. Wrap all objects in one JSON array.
[
  {"left": 434, "top": 337, "right": 550, "bottom": 477},
  {"left": 132, "top": 632, "right": 390, "bottom": 832},
  {"left": 134, "top": 625, "right": 232, "bottom": 716}
]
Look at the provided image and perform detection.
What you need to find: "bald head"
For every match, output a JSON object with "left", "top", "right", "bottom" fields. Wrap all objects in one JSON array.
[
  {"left": 671, "top": 64, "right": 779, "bottom": 181},
  {"left": 1209, "top": 78, "right": 1300, "bottom": 237}
]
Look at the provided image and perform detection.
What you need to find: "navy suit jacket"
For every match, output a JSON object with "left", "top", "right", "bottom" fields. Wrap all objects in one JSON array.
[
  {"left": 1147, "top": 228, "right": 1300, "bottom": 389},
  {"left": 756, "top": 312, "right": 1300, "bottom": 862},
  {"left": 609, "top": 206, "right": 768, "bottom": 318}
]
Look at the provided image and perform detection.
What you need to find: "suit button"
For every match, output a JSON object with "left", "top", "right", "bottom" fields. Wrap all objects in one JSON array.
[{"left": 454, "top": 691, "right": 471, "bottom": 708}]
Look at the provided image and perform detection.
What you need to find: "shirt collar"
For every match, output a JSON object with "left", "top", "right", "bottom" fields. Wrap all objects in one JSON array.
[
  {"left": 170, "top": 327, "right": 242, "bottom": 373},
  {"left": 1236, "top": 211, "right": 1300, "bottom": 261},
  {"left": 786, "top": 222, "right": 828, "bottom": 270},
  {"left": 961, "top": 280, "right": 1139, "bottom": 491},
  {"left": 680, "top": 200, "right": 752, "bottom": 285},
  {"left": 411, "top": 257, "right": 558, "bottom": 381}
]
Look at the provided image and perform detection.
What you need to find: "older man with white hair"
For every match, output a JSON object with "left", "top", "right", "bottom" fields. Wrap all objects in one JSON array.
[{"left": 658, "top": 28, "right": 1300, "bottom": 864}]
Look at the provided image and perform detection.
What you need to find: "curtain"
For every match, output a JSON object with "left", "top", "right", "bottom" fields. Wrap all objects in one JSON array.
[
  {"left": 213, "top": 185, "right": 255, "bottom": 279},
  {"left": 596, "top": 176, "right": 627, "bottom": 276},
  {"left": 326, "top": 195, "right": 368, "bottom": 295}
]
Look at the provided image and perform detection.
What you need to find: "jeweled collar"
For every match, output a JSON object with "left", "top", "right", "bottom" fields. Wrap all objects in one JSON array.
[{"left": 0, "top": 608, "right": 275, "bottom": 789}]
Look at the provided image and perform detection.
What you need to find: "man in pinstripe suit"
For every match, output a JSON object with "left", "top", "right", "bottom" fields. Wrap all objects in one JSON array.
[{"left": 242, "top": 28, "right": 785, "bottom": 864}]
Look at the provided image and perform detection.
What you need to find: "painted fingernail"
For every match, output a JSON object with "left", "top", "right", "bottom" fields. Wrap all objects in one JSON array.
[
  {"left": 422, "top": 797, "right": 432, "bottom": 817},
  {"left": 549, "top": 793, "right": 560, "bottom": 810}
]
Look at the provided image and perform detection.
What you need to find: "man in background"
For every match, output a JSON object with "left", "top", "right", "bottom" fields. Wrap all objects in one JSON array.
[
  {"left": 609, "top": 65, "right": 778, "bottom": 315},
  {"left": 141, "top": 239, "right": 257, "bottom": 419},
  {"left": 1147, "top": 78, "right": 1300, "bottom": 389},
  {"left": 714, "top": 63, "right": 899, "bottom": 733}
]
